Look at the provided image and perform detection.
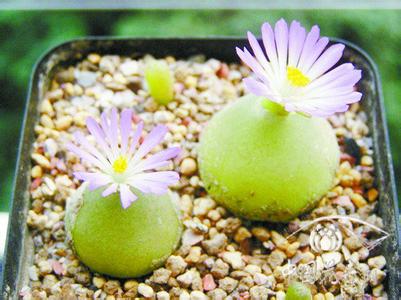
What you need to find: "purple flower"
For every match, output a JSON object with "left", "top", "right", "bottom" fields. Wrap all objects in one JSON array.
[
  {"left": 236, "top": 19, "right": 362, "bottom": 117},
  {"left": 68, "top": 108, "right": 180, "bottom": 209}
]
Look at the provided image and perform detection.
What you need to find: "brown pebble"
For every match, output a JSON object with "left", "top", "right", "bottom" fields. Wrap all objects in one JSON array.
[
  {"left": 234, "top": 227, "right": 252, "bottom": 243},
  {"left": 55, "top": 116, "right": 73, "bottom": 130},
  {"left": 351, "top": 193, "right": 368, "bottom": 208},
  {"left": 31, "top": 166, "right": 43, "bottom": 178},
  {"left": 180, "top": 157, "right": 198, "bottom": 176},
  {"left": 93, "top": 277, "right": 106, "bottom": 289},
  {"left": 31, "top": 153, "right": 51, "bottom": 169},
  {"left": 367, "top": 188, "right": 379, "bottom": 202},
  {"left": 211, "top": 259, "right": 230, "bottom": 279}
]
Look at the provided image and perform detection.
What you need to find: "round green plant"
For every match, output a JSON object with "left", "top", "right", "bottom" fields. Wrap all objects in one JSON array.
[
  {"left": 198, "top": 95, "right": 340, "bottom": 222},
  {"left": 66, "top": 185, "right": 182, "bottom": 278},
  {"left": 285, "top": 282, "right": 312, "bottom": 300}
]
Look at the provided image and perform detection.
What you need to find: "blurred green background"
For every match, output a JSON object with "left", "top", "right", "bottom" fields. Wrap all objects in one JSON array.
[{"left": 0, "top": 10, "right": 400, "bottom": 211}]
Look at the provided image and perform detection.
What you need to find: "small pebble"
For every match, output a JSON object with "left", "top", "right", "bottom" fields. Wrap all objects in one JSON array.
[
  {"left": 207, "top": 288, "right": 227, "bottom": 299},
  {"left": 31, "top": 153, "right": 51, "bottom": 169},
  {"left": 218, "top": 277, "right": 238, "bottom": 293},
  {"left": 31, "top": 166, "right": 43, "bottom": 178},
  {"left": 138, "top": 283, "right": 154, "bottom": 298},
  {"left": 367, "top": 188, "right": 379, "bottom": 202},
  {"left": 180, "top": 157, "right": 198, "bottom": 176},
  {"left": 55, "top": 116, "right": 73, "bottom": 130},
  {"left": 166, "top": 255, "right": 188, "bottom": 276},
  {"left": 361, "top": 155, "right": 373, "bottom": 166},
  {"left": 93, "top": 277, "right": 106, "bottom": 289},
  {"left": 190, "top": 291, "right": 208, "bottom": 300},
  {"left": 202, "top": 233, "right": 227, "bottom": 255},
  {"left": 369, "top": 268, "right": 386, "bottom": 286},
  {"left": 368, "top": 255, "right": 386, "bottom": 270},
  {"left": 250, "top": 286, "right": 269, "bottom": 300},
  {"left": 202, "top": 274, "right": 216, "bottom": 292},
  {"left": 222, "top": 251, "right": 245, "bottom": 269},
  {"left": 157, "top": 291, "right": 170, "bottom": 300},
  {"left": 351, "top": 193, "right": 368, "bottom": 208}
]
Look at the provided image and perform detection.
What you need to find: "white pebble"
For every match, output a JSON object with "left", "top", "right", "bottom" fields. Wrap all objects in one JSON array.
[
  {"left": 321, "top": 251, "right": 342, "bottom": 268},
  {"left": 222, "top": 251, "right": 244, "bottom": 269},
  {"left": 179, "top": 291, "right": 190, "bottom": 300},
  {"left": 156, "top": 291, "right": 170, "bottom": 300},
  {"left": 182, "top": 229, "right": 204, "bottom": 246},
  {"left": 28, "top": 266, "right": 39, "bottom": 281},
  {"left": 138, "top": 283, "right": 154, "bottom": 298},
  {"left": 190, "top": 291, "right": 208, "bottom": 300},
  {"left": 120, "top": 60, "right": 139, "bottom": 76},
  {"left": 75, "top": 70, "right": 97, "bottom": 87},
  {"left": 180, "top": 157, "right": 197, "bottom": 176},
  {"left": 44, "top": 138, "right": 58, "bottom": 156},
  {"left": 253, "top": 272, "right": 269, "bottom": 285}
]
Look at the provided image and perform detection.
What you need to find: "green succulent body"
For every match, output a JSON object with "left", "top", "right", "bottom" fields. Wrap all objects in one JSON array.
[
  {"left": 145, "top": 59, "right": 174, "bottom": 105},
  {"left": 65, "top": 185, "right": 181, "bottom": 278},
  {"left": 198, "top": 95, "right": 339, "bottom": 222},
  {"left": 285, "top": 282, "right": 312, "bottom": 300}
]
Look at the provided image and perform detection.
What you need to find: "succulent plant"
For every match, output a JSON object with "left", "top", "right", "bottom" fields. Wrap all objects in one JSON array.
[
  {"left": 285, "top": 282, "right": 312, "bottom": 300},
  {"left": 198, "top": 19, "right": 362, "bottom": 222},
  {"left": 198, "top": 95, "right": 340, "bottom": 222},
  {"left": 66, "top": 185, "right": 182, "bottom": 278},
  {"left": 66, "top": 109, "right": 182, "bottom": 277},
  {"left": 145, "top": 59, "right": 174, "bottom": 105}
]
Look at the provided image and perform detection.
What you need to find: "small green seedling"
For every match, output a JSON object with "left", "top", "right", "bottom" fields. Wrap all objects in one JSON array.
[
  {"left": 285, "top": 282, "right": 312, "bottom": 300},
  {"left": 145, "top": 59, "right": 174, "bottom": 105}
]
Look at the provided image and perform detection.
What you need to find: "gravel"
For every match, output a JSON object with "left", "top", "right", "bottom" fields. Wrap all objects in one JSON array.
[{"left": 21, "top": 53, "right": 388, "bottom": 299}]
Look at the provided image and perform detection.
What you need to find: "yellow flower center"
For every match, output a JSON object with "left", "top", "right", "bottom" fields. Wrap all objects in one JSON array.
[
  {"left": 113, "top": 156, "right": 128, "bottom": 174},
  {"left": 287, "top": 66, "right": 310, "bottom": 87}
]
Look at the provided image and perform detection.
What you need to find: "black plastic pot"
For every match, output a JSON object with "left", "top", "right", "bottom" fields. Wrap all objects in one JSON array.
[{"left": 1, "top": 38, "right": 400, "bottom": 299}]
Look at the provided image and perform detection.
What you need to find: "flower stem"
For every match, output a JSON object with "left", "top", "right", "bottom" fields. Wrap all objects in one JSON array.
[{"left": 261, "top": 99, "right": 289, "bottom": 116}]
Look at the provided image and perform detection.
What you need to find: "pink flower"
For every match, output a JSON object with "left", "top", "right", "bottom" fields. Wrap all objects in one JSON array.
[
  {"left": 237, "top": 19, "right": 362, "bottom": 117},
  {"left": 68, "top": 108, "right": 180, "bottom": 209}
]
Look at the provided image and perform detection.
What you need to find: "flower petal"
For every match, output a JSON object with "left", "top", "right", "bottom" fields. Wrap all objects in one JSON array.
[
  {"left": 288, "top": 20, "right": 306, "bottom": 67},
  {"left": 307, "top": 43, "right": 345, "bottom": 79},
  {"left": 109, "top": 108, "right": 119, "bottom": 153},
  {"left": 131, "top": 171, "right": 179, "bottom": 184},
  {"left": 134, "top": 147, "right": 181, "bottom": 172},
  {"left": 261, "top": 22, "right": 280, "bottom": 74},
  {"left": 274, "top": 18, "right": 289, "bottom": 78},
  {"left": 100, "top": 110, "right": 118, "bottom": 158},
  {"left": 120, "top": 109, "right": 133, "bottom": 154},
  {"left": 132, "top": 124, "right": 168, "bottom": 163},
  {"left": 102, "top": 183, "right": 118, "bottom": 197},
  {"left": 67, "top": 143, "right": 107, "bottom": 171},
  {"left": 86, "top": 117, "right": 111, "bottom": 155},
  {"left": 128, "top": 121, "right": 143, "bottom": 157},
  {"left": 300, "top": 36, "right": 330, "bottom": 74},
  {"left": 236, "top": 47, "right": 270, "bottom": 84},
  {"left": 298, "top": 25, "right": 324, "bottom": 72},
  {"left": 119, "top": 184, "right": 138, "bottom": 209},
  {"left": 73, "top": 171, "right": 112, "bottom": 190},
  {"left": 129, "top": 179, "right": 169, "bottom": 195},
  {"left": 128, "top": 171, "right": 179, "bottom": 195},
  {"left": 246, "top": 31, "right": 275, "bottom": 80},
  {"left": 305, "top": 63, "right": 357, "bottom": 91},
  {"left": 243, "top": 78, "right": 277, "bottom": 100},
  {"left": 73, "top": 131, "right": 110, "bottom": 168}
]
